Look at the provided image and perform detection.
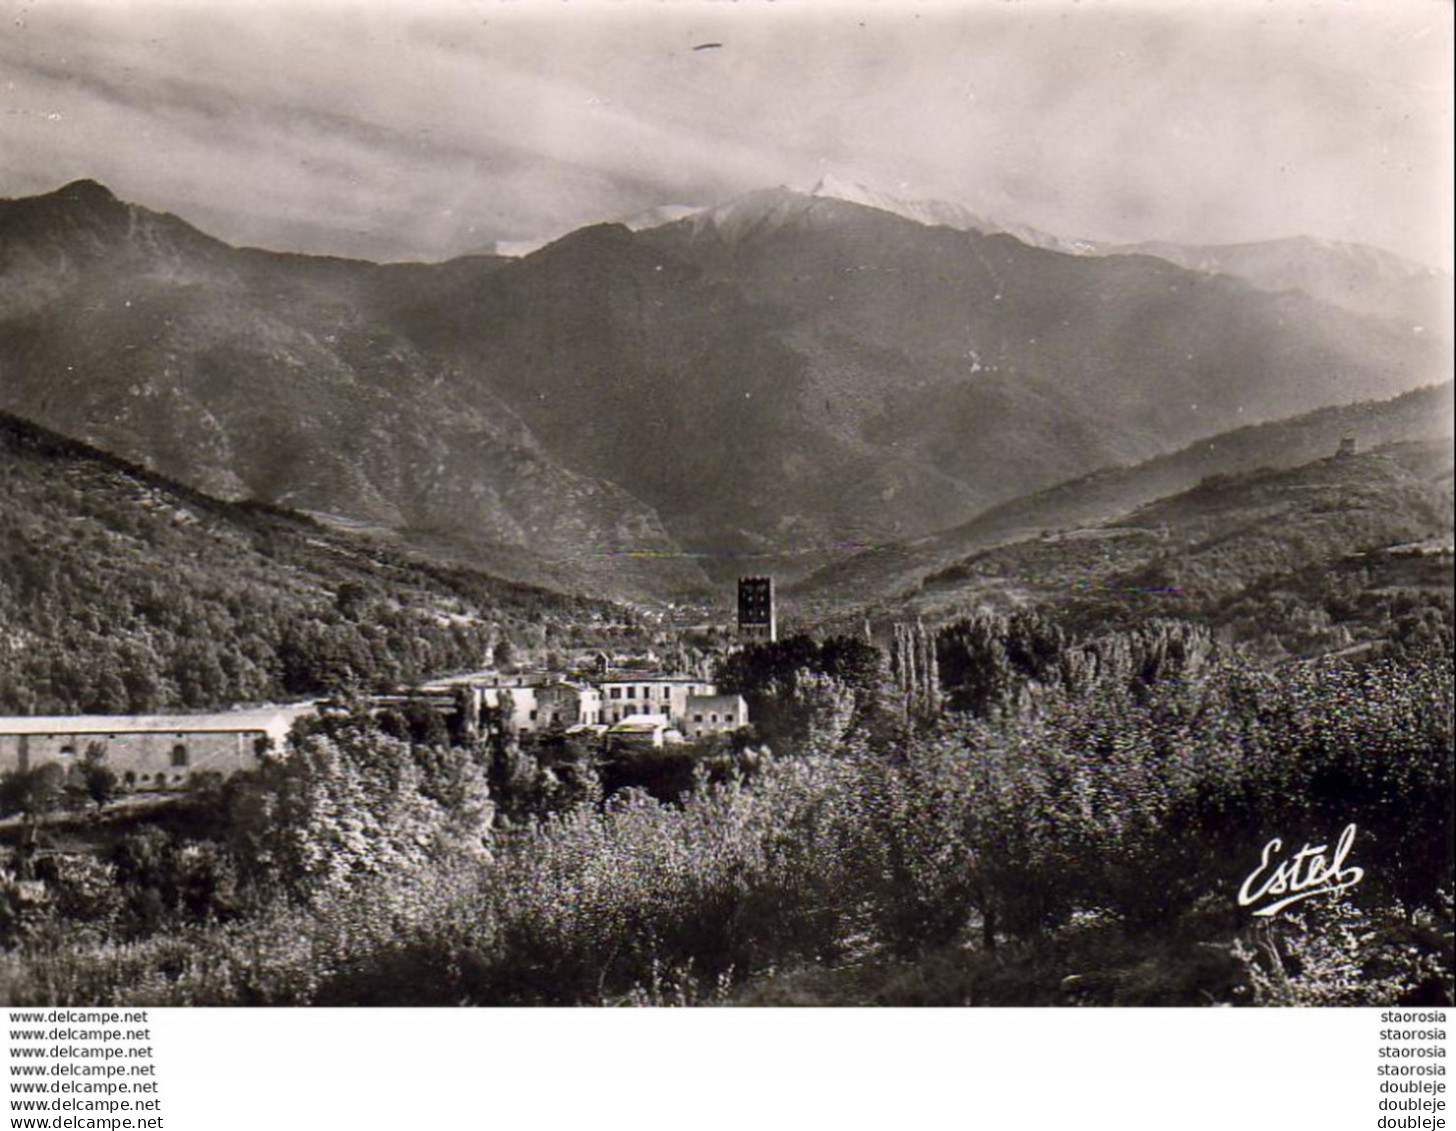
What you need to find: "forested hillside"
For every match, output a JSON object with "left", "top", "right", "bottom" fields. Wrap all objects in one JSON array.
[
  {"left": 816, "top": 439, "right": 1454, "bottom": 662},
  {"left": 3, "top": 180, "right": 1447, "bottom": 596},
  {"left": 791, "top": 382, "right": 1454, "bottom": 612},
  {"left": 0, "top": 412, "right": 626, "bottom": 714}
]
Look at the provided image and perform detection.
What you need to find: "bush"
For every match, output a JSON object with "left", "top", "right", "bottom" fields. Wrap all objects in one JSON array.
[{"left": 0, "top": 639, "right": 1446, "bottom": 1008}]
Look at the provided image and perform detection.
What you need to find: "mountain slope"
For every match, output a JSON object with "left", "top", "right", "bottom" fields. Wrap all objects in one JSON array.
[
  {"left": 0, "top": 409, "right": 627, "bottom": 715},
  {"left": 0, "top": 181, "right": 706, "bottom": 601},
  {"left": 1095, "top": 236, "right": 1450, "bottom": 332},
  {"left": 807, "top": 176, "right": 1450, "bottom": 330},
  {"left": 400, "top": 184, "right": 1445, "bottom": 567},
  {"left": 1, "top": 180, "right": 1448, "bottom": 599},
  {"left": 842, "top": 438, "right": 1453, "bottom": 661},
  {"left": 790, "top": 382, "right": 1455, "bottom": 615}
]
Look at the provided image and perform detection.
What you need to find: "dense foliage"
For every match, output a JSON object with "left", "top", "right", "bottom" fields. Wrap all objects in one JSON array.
[
  {"left": 0, "top": 413, "right": 626, "bottom": 713},
  {"left": 868, "top": 441, "right": 1454, "bottom": 662},
  {"left": 0, "top": 416, "right": 1448, "bottom": 1007},
  {"left": 0, "top": 633, "right": 1447, "bottom": 1007},
  {"left": 715, "top": 633, "right": 886, "bottom": 750}
]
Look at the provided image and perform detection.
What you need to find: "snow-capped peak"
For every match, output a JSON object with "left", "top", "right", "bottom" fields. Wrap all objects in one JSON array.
[{"left": 808, "top": 174, "right": 1079, "bottom": 252}]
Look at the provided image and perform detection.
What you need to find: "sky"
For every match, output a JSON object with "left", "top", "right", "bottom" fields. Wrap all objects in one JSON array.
[{"left": 1, "top": 0, "right": 1451, "bottom": 267}]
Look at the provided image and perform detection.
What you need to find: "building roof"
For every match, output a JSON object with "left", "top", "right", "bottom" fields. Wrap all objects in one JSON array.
[
  {"left": 685, "top": 693, "right": 747, "bottom": 707},
  {"left": 595, "top": 674, "right": 712, "bottom": 685},
  {"left": 536, "top": 681, "right": 599, "bottom": 696},
  {"left": 607, "top": 714, "right": 669, "bottom": 734},
  {"left": 480, "top": 687, "right": 537, "bottom": 709},
  {"left": 0, "top": 705, "right": 314, "bottom": 737}
]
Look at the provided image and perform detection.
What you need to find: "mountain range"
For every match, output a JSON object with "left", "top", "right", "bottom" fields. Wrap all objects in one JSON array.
[
  {"left": 0, "top": 178, "right": 1449, "bottom": 604},
  {"left": 789, "top": 381, "right": 1455, "bottom": 617},
  {"left": 1003, "top": 437, "right": 1451, "bottom": 653},
  {"left": 803, "top": 175, "right": 1451, "bottom": 330},
  {"left": 807, "top": 431, "right": 1453, "bottom": 663},
  {"left": 490, "top": 175, "right": 1451, "bottom": 333}
]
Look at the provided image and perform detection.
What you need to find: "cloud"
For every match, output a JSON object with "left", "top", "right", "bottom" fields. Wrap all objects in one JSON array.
[{"left": 1, "top": 0, "right": 1448, "bottom": 266}]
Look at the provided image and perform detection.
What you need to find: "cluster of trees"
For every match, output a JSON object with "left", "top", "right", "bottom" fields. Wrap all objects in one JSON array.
[
  {"left": 0, "top": 704, "right": 494, "bottom": 959},
  {"left": 0, "top": 412, "right": 622, "bottom": 714},
  {"left": 903, "top": 444, "right": 1453, "bottom": 662},
  {"left": 936, "top": 611, "right": 1217, "bottom": 718},
  {"left": 222, "top": 705, "right": 494, "bottom": 904},
  {"left": 1210, "top": 556, "right": 1455, "bottom": 661},
  {"left": 715, "top": 633, "right": 886, "bottom": 751},
  {"left": 0, "top": 620, "right": 1446, "bottom": 1007},
  {"left": 0, "top": 747, "right": 119, "bottom": 828},
  {"left": 860, "top": 653, "right": 1451, "bottom": 950}
]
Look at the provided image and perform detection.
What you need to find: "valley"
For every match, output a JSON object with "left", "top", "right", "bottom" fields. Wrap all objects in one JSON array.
[
  {"left": 0, "top": 173, "right": 1450, "bottom": 1012},
  {"left": 1, "top": 179, "right": 1448, "bottom": 601}
]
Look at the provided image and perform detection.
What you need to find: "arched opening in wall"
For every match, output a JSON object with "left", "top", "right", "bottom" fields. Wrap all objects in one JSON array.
[{"left": 171, "top": 744, "right": 189, "bottom": 768}]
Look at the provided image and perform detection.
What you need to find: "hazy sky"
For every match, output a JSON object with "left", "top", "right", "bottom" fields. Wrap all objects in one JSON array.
[{"left": 2, "top": 0, "right": 1450, "bottom": 266}]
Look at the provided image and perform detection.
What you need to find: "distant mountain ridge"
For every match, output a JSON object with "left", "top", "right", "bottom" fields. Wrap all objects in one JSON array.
[
  {"left": 1091, "top": 236, "right": 1451, "bottom": 332},
  {"left": 481, "top": 203, "right": 703, "bottom": 258},
  {"left": 0, "top": 180, "right": 705, "bottom": 601},
  {"left": 879, "top": 436, "right": 1455, "bottom": 650},
  {"left": 0, "top": 178, "right": 1448, "bottom": 601},
  {"left": 804, "top": 175, "right": 1450, "bottom": 330},
  {"left": 807, "top": 173, "right": 1082, "bottom": 253},
  {"left": 789, "top": 381, "right": 1455, "bottom": 616}
]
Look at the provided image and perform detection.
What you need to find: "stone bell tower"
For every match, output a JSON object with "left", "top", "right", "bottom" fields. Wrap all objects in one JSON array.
[{"left": 736, "top": 576, "right": 776, "bottom": 643}]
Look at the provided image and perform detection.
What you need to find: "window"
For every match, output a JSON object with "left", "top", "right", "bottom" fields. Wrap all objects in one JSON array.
[
  {"left": 529, "top": 710, "right": 538, "bottom": 722},
  {"left": 59, "top": 745, "right": 76, "bottom": 757},
  {"left": 725, "top": 714, "right": 735, "bottom": 724},
  {"left": 710, "top": 714, "right": 719, "bottom": 723},
  {"left": 609, "top": 688, "right": 622, "bottom": 700},
  {"left": 171, "top": 744, "right": 189, "bottom": 768},
  {"left": 693, "top": 714, "right": 703, "bottom": 723}
]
